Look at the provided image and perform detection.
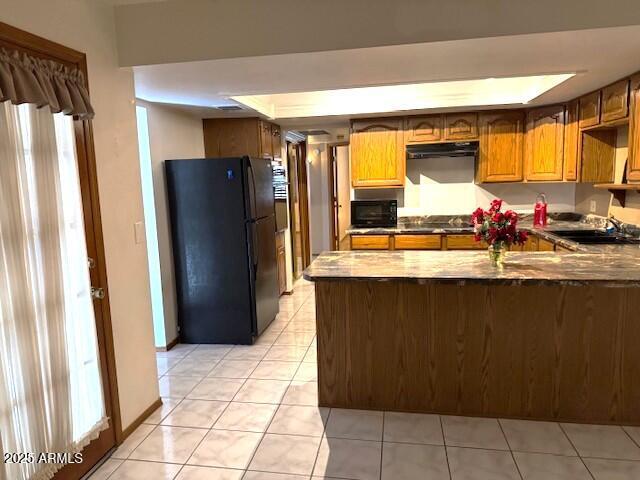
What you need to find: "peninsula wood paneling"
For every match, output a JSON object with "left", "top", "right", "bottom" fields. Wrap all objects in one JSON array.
[{"left": 315, "top": 280, "right": 640, "bottom": 424}]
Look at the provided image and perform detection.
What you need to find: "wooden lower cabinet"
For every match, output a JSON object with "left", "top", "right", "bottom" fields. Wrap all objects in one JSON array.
[
  {"left": 349, "top": 233, "right": 557, "bottom": 252},
  {"left": 444, "top": 234, "right": 485, "bottom": 250},
  {"left": 394, "top": 235, "right": 441, "bottom": 250},
  {"left": 351, "top": 235, "right": 391, "bottom": 250},
  {"left": 276, "top": 232, "right": 287, "bottom": 295},
  {"left": 537, "top": 238, "right": 556, "bottom": 251}
]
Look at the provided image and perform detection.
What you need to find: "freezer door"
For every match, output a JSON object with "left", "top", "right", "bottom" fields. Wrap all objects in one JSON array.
[
  {"left": 248, "top": 215, "right": 280, "bottom": 335},
  {"left": 166, "top": 158, "right": 254, "bottom": 344},
  {"left": 246, "top": 157, "right": 276, "bottom": 220}
]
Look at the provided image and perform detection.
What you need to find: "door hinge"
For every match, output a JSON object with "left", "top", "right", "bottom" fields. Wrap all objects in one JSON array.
[{"left": 91, "top": 287, "right": 105, "bottom": 300}]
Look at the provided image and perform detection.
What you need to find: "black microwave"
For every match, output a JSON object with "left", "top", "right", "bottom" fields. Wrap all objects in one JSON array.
[{"left": 351, "top": 200, "right": 398, "bottom": 227}]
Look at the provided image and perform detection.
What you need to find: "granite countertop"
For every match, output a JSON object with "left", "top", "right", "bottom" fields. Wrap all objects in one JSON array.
[
  {"left": 303, "top": 249, "right": 640, "bottom": 287},
  {"left": 307, "top": 213, "right": 640, "bottom": 286}
]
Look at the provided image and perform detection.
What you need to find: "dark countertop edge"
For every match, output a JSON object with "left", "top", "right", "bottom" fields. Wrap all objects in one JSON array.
[{"left": 302, "top": 273, "right": 640, "bottom": 288}]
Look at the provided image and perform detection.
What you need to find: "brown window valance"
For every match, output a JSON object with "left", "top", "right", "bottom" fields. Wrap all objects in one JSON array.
[{"left": 0, "top": 48, "right": 94, "bottom": 119}]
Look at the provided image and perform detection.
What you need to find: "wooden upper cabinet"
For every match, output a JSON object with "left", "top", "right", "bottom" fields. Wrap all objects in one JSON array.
[
  {"left": 271, "top": 123, "right": 282, "bottom": 157},
  {"left": 203, "top": 118, "right": 261, "bottom": 157},
  {"left": 478, "top": 111, "right": 524, "bottom": 183},
  {"left": 579, "top": 91, "right": 601, "bottom": 129},
  {"left": 444, "top": 113, "right": 478, "bottom": 140},
  {"left": 601, "top": 79, "right": 630, "bottom": 123},
  {"left": 628, "top": 74, "right": 640, "bottom": 183},
  {"left": 524, "top": 105, "right": 565, "bottom": 181},
  {"left": 404, "top": 115, "right": 442, "bottom": 143},
  {"left": 350, "top": 118, "right": 405, "bottom": 188},
  {"left": 563, "top": 99, "right": 580, "bottom": 181},
  {"left": 259, "top": 120, "right": 274, "bottom": 157}
]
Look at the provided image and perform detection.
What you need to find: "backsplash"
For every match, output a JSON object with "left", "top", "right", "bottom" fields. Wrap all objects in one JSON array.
[{"left": 354, "top": 155, "right": 577, "bottom": 216}]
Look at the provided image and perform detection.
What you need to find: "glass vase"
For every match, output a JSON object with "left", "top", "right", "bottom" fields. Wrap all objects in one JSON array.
[{"left": 488, "top": 243, "right": 507, "bottom": 267}]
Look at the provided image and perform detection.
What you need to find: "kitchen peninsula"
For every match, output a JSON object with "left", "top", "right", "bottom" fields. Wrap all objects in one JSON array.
[{"left": 304, "top": 246, "right": 640, "bottom": 425}]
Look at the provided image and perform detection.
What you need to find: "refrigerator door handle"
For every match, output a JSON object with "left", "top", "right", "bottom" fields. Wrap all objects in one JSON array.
[
  {"left": 248, "top": 221, "right": 259, "bottom": 273},
  {"left": 247, "top": 158, "right": 258, "bottom": 220}
]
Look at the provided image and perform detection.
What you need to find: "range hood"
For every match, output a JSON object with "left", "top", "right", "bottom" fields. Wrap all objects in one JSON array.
[{"left": 407, "top": 141, "right": 479, "bottom": 159}]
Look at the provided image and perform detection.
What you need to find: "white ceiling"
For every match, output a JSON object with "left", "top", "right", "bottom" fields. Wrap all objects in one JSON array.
[{"left": 133, "top": 26, "right": 640, "bottom": 127}]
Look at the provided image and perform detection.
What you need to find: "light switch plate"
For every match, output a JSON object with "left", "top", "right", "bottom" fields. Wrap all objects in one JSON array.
[
  {"left": 589, "top": 200, "right": 597, "bottom": 213},
  {"left": 134, "top": 221, "right": 145, "bottom": 244}
]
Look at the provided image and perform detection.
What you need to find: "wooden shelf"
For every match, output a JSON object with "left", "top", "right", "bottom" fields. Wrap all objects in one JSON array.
[{"left": 594, "top": 183, "right": 640, "bottom": 207}]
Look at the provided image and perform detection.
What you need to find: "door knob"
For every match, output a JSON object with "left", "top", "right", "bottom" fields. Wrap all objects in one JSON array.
[{"left": 91, "top": 287, "right": 105, "bottom": 300}]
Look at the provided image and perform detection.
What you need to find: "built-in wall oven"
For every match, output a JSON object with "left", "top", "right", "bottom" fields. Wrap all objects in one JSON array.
[{"left": 351, "top": 200, "right": 397, "bottom": 227}]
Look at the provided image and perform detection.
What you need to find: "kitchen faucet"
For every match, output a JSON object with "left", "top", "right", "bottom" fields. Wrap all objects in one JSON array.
[{"left": 606, "top": 216, "right": 623, "bottom": 233}]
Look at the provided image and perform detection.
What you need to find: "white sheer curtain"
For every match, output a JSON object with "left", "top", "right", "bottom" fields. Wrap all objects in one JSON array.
[{"left": 0, "top": 101, "right": 107, "bottom": 480}]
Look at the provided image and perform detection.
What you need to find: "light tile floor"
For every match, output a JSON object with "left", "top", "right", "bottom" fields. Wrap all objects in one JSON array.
[{"left": 90, "top": 278, "right": 640, "bottom": 479}]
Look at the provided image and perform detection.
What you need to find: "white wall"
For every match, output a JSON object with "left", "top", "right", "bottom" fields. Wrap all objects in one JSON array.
[
  {"left": 137, "top": 101, "right": 205, "bottom": 347},
  {"left": 354, "top": 156, "right": 577, "bottom": 216},
  {"left": 0, "top": 0, "right": 159, "bottom": 430}
]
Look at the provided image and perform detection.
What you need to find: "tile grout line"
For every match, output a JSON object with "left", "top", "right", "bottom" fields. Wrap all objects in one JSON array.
[
  {"left": 557, "top": 422, "right": 596, "bottom": 480},
  {"left": 107, "top": 286, "right": 317, "bottom": 479},
  {"left": 439, "top": 415, "right": 453, "bottom": 480},
  {"left": 379, "top": 412, "right": 385, "bottom": 480},
  {"left": 232, "top": 286, "right": 314, "bottom": 476},
  {"left": 497, "top": 418, "right": 524, "bottom": 480}
]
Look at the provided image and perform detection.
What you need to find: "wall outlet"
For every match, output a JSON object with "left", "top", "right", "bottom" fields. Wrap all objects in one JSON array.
[{"left": 589, "top": 200, "right": 597, "bottom": 213}]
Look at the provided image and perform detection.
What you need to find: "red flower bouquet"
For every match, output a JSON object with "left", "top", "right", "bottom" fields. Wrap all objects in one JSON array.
[{"left": 471, "top": 199, "right": 528, "bottom": 265}]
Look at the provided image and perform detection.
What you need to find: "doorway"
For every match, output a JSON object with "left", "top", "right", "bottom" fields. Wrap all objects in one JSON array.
[
  {"left": 287, "top": 140, "right": 312, "bottom": 278},
  {"left": 0, "top": 21, "right": 119, "bottom": 480},
  {"left": 327, "top": 143, "right": 351, "bottom": 250}
]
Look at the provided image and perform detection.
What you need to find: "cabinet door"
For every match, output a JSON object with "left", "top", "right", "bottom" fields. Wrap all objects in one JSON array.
[
  {"left": 445, "top": 234, "right": 485, "bottom": 250},
  {"left": 579, "top": 91, "right": 601, "bottom": 129},
  {"left": 524, "top": 105, "right": 565, "bottom": 181},
  {"left": 478, "top": 112, "right": 524, "bottom": 182},
  {"left": 627, "top": 75, "right": 640, "bottom": 183},
  {"left": 351, "top": 118, "right": 405, "bottom": 188},
  {"left": 404, "top": 115, "right": 442, "bottom": 143},
  {"left": 350, "top": 235, "right": 390, "bottom": 250},
  {"left": 601, "top": 79, "right": 629, "bottom": 123},
  {"left": 394, "top": 235, "right": 442, "bottom": 250},
  {"left": 203, "top": 118, "right": 261, "bottom": 157},
  {"left": 563, "top": 99, "right": 580, "bottom": 181},
  {"left": 271, "top": 124, "right": 282, "bottom": 158},
  {"left": 259, "top": 120, "right": 273, "bottom": 157},
  {"left": 445, "top": 113, "right": 479, "bottom": 140}
]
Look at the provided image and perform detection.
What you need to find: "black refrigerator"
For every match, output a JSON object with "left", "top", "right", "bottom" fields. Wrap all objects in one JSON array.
[{"left": 165, "top": 157, "right": 280, "bottom": 344}]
